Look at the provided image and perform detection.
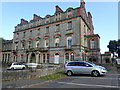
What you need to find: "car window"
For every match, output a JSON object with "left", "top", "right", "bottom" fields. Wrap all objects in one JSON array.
[
  {"left": 77, "top": 62, "right": 84, "bottom": 66},
  {"left": 67, "top": 62, "right": 76, "bottom": 66},
  {"left": 18, "top": 63, "right": 22, "bottom": 65},
  {"left": 13, "top": 63, "right": 16, "bottom": 65}
]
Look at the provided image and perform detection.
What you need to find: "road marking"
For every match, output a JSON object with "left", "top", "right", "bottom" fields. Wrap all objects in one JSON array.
[
  {"left": 108, "top": 74, "right": 120, "bottom": 75},
  {"left": 58, "top": 82, "right": 119, "bottom": 88},
  {"left": 67, "top": 77, "right": 120, "bottom": 80}
]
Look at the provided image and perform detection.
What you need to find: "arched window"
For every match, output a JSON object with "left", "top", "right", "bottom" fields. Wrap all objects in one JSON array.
[
  {"left": 55, "top": 37, "right": 60, "bottom": 47},
  {"left": 45, "top": 39, "right": 49, "bottom": 47},
  {"left": 65, "top": 53, "right": 69, "bottom": 61},
  {"left": 70, "top": 53, "right": 74, "bottom": 61},
  {"left": 36, "top": 40, "right": 39, "bottom": 48}
]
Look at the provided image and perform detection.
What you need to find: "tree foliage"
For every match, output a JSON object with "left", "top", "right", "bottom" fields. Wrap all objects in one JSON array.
[{"left": 107, "top": 39, "right": 120, "bottom": 57}]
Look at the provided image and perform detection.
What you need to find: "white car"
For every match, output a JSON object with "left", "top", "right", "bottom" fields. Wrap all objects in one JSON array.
[
  {"left": 7, "top": 62, "right": 26, "bottom": 70},
  {"left": 26, "top": 63, "right": 38, "bottom": 68}
]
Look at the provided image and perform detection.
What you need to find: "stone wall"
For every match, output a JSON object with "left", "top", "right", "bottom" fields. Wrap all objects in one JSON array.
[{"left": 2, "top": 65, "right": 64, "bottom": 81}]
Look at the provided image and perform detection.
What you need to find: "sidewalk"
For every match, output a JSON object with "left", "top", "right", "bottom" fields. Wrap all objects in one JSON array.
[{"left": 2, "top": 78, "right": 48, "bottom": 88}]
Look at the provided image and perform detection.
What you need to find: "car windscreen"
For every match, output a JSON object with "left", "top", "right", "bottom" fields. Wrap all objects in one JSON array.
[{"left": 8, "top": 63, "right": 12, "bottom": 66}]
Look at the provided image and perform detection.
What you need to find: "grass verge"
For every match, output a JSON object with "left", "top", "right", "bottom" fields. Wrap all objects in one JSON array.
[{"left": 40, "top": 72, "right": 67, "bottom": 80}]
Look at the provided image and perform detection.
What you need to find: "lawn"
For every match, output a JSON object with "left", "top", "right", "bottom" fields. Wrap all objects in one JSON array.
[{"left": 40, "top": 72, "right": 67, "bottom": 80}]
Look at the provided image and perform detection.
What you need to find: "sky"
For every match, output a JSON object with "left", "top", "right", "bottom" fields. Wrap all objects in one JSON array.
[{"left": 0, "top": 1, "right": 118, "bottom": 54}]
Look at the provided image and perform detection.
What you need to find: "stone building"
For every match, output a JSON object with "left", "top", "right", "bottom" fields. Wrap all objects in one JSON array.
[
  {"left": 11, "top": 1, "right": 101, "bottom": 64},
  {"left": 0, "top": 38, "right": 3, "bottom": 63},
  {"left": 101, "top": 52, "right": 111, "bottom": 63},
  {"left": 2, "top": 39, "right": 13, "bottom": 64}
]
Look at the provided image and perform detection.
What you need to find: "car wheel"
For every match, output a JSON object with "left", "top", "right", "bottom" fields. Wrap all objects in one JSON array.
[
  {"left": 67, "top": 71, "right": 73, "bottom": 76},
  {"left": 11, "top": 67, "right": 14, "bottom": 70},
  {"left": 22, "top": 67, "right": 25, "bottom": 70},
  {"left": 92, "top": 70, "right": 100, "bottom": 77}
]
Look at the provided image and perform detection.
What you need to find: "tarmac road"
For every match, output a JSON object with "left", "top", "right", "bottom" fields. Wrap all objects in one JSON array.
[{"left": 2, "top": 71, "right": 120, "bottom": 89}]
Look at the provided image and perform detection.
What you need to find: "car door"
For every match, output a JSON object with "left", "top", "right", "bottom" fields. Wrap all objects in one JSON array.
[
  {"left": 71, "top": 62, "right": 80, "bottom": 74},
  {"left": 80, "top": 62, "right": 93, "bottom": 74},
  {"left": 70, "top": 62, "right": 83, "bottom": 74},
  {"left": 13, "top": 63, "right": 18, "bottom": 69},
  {"left": 18, "top": 63, "right": 23, "bottom": 69},
  {"left": 75, "top": 62, "right": 85, "bottom": 74}
]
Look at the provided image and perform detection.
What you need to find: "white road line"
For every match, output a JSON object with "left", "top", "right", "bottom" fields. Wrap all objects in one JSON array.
[
  {"left": 108, "top": 74, "right": 120, "bottom": 75},
  {"left": 67, "top": 77, "right": 120, "bottom": 80},
  {"left": 58, "top": 82, "right": 119, "bottom": 88}
]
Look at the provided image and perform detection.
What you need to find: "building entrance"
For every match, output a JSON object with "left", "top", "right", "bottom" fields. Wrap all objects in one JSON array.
[{"left": 30, "top": 53, "right": 36, "bottom": 63}]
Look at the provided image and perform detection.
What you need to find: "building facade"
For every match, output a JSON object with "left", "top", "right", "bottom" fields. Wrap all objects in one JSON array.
[
  {"left": 0, "top": 38, "right": 3, "bottom": 63},
  {"left": 2, "top": 40, "right": 13, "bottom": 64},
  {"left": 11, "top": 1, "right": 101, "bottom": 64},
  {"left": 101, "top": 52, "right": 111, "bottom": 63}
]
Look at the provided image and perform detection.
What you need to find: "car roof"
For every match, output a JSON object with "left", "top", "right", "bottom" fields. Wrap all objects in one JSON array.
[{"left": 66, "top": 61, "right": 88, "bottom": 63}]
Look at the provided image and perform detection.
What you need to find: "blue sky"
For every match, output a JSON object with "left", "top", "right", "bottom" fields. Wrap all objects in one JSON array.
[{"left": 1, "top": 2, "right": 118, "bottom": 53}]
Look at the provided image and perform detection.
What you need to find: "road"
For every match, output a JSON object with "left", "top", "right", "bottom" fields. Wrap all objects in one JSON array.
[
  {"left": 29, "top": 71, "right": 120, "bottom": 88},
  {"left": 2, "top": 71, "right": 120, "bottom": 89}
]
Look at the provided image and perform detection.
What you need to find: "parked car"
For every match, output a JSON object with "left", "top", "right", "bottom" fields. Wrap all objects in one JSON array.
[
  {"left": 7, "top": 62, "right": 26, "bottom": 70},
  {"left": 25, "top": 63, "right": 38, "bottom": 68},
  {"left": 116, "top": 58, "right": 120, "bottom": 65},
  {"left": 64, "top": 61, "right": 107, "bottom": 77}
]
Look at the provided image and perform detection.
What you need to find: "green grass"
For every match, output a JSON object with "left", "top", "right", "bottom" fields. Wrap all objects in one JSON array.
[{"left": 40, "top": 72, "right": 67, "bottom": 80}]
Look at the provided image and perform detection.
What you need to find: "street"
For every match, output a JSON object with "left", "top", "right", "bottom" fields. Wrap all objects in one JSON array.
[
  {"left": 28, "top": 71, "right": 120, "bottom": 88},
  {"left": 2, "top": 71, "right": 120, "bottom": 89}
]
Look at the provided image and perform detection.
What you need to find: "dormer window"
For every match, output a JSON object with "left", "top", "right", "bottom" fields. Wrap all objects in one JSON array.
[
  {"left": 55, "top": 13, "right": 61, "bottom": 21},
  {"left": 67, "top": 8, "right": 73, "bottom": 18}
]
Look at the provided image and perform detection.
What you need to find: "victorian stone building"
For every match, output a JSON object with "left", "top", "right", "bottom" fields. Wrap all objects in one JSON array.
[
  {"left": 11, "top": 1, "right": 101, "bottom": 64},
  {"left": 1, "top": 39, "right": 13, "bottom": 64}
]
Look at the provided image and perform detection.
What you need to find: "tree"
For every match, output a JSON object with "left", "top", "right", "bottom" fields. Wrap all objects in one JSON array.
[
  {"left": 107, "top": 39, "right": 120, "bottom": 58},
  {"left": 107, "top": 40, "right": 117, "bottom": 57},
  {"left": 116, "top": 39, "right": 120, "bottom": 57}
]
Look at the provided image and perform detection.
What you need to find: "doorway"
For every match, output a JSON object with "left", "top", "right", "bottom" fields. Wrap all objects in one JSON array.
[{"left": 54, "top": 53, "right": 59, "bottom": 64}]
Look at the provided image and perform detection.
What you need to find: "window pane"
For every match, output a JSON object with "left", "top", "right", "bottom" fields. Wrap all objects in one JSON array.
[
  {"left": 70, "top": 53, "right": 74, "bottom": 61},
  {"left": 45, "top": 39, "right": 49, "bottom": 47},
  {"left": 56, "top": 24, "right": 60, "bottom": 32},
  {"left": 43, "top": 54, "right": 46, "bottom": 63},
  {"left": 65, "top": 53, "right": 69, "bottom": 61},
  {"left": 36, "top": 40, "right": 39, "bottom": 48},
  {"left": 68, "top": 21, "right": 72, "bottom": 31},
  {"left": 46, "top": 27, "right": 49, "bottom": 34},
  {"left": 67, "top": 37, "right": 72, "bottom": 47},
  {"left": 47, "top": 54, "right": 50, "bottom": 63},
  {"left": 55, "top": 38, "right": 59, "bottom": 47}
]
